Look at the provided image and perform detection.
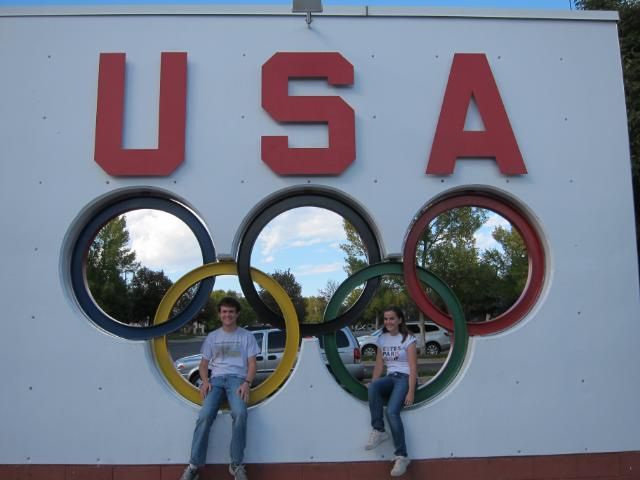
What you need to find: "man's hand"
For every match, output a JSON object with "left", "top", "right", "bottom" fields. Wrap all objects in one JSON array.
[
  {"left": 199, "top": 380, "right": 212, "bottom": 400},
  {"left": 237, "top": 381, "right": 250, "bottom": 403}
]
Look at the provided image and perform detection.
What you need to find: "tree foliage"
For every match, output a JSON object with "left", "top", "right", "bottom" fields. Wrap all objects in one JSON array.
[
  {"left": 86, "top": 215, "right": 235, "bottom": 332},
  {"left": 415, "top": 207, "right": 505, "bottom": 322},
  {"left": 258, "top": 268, "right": 307, "bottom": 323},
  {"left": 339, "top": 208, "right": 530, "bottom": 325},
  {"left": 86, "top": 215, "right": 139, "bottom": 322},
  {"left": 129, "top": 267, "right": 172, "bottom": 325},
  {"left": 575, "top": 0, "right": 640, "bottom": 270},
  {"left": 305, "top": 295, "right": 326, "bottom": 323}
]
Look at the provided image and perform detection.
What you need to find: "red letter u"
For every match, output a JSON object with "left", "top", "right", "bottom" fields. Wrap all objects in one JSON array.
[{"left": 94, "top": 52, "right": 187, "bottom": 176}]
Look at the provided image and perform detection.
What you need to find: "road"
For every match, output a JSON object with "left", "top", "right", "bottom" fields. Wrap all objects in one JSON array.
[{"left": 168, "top": 337, "right": 205, "bottom": 360}]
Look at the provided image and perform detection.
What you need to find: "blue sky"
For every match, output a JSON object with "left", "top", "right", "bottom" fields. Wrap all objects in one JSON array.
[
  {"left": 125, "top": 208, "right": 509, "bottom": 297},
  {"left": 0, "top": 0, "right": 575, "bottom": 8}
]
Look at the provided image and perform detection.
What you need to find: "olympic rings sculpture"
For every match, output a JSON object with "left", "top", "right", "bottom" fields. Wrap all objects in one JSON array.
[
  {"left": 69, "top": 188, "right": 545, "bottom": 406},
  {"left": 236, "top": 190, "right": 382, "bottom": 337},
  {"left": 152, "top": 262, "right": 300, "bottom": 406},
  {"left": 322, "top": 262, "right": 468, "bottom": 403},
  {"left": 70, "top": 195, "right": 216, "bottom": 341}
]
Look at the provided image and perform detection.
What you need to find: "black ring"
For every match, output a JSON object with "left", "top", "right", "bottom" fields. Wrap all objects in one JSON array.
[
  {"left": 236, "top": 191, "right": 381, "bottom": 336},
  {"left": 70, "top": 195, "right": 216, "bottom": 341}
]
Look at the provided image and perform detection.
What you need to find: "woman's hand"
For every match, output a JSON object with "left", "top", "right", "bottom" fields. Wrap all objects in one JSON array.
[{"left": 404, "top": 390, "right": 414, "bottom": 406}]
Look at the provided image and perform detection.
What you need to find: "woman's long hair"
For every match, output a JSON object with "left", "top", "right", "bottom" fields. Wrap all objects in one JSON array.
[{"left": 382, "top": 306, "right": 411, "bottom": 342}]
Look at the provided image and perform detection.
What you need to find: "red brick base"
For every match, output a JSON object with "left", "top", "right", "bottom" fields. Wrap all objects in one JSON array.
[{"left": 1, "top": 451, "right": 639, "bottom": 480}]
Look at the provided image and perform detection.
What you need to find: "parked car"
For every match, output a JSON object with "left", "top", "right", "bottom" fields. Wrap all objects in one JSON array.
[
  {"left": 174, "top": 326, "right": 364, "bottom": 386},
  {"left": 357, "top": 321, "right": 450, "bottom": 357}
]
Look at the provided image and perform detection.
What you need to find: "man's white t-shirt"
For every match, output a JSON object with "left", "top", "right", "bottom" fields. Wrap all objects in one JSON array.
[
  {"left": 376, "top": 332, "right": 416, "bottom": 375},
  {"left": 200, "top": 327, "right": 260, "bottom": 378}
]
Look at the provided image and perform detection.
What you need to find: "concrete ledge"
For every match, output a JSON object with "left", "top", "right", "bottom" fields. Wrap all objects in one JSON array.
[{"left": 2, "top": 451, "right": 639, "bottom": 479}]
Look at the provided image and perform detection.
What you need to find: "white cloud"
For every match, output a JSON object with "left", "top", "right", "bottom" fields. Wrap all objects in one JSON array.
[
  {"left": 294, "top": 262, "right": 344, "bottom": 276},
  {"left": 121, "top": 207, "right": 352, "bottom": 293},
  {"left": 484, "top": 213, "right": 511, "bottom": 229},
  {"left": 256, "top": 207, "right": 346, "bottom": 262},
  {"left": 475, "top": 213, "right": 511, "bottom": 252},
  {"left": 124, "top": 210, "right": 203, "bottom": 280}
]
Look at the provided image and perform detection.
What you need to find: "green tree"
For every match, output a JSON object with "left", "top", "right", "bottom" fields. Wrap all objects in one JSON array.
[
  {"left": 306, "top": 279, "right": 355, "bottom": 323},
  {"left": 86, "top": 216, "right": 139, "bottom": 322},
  {"left": 338, "top": 207, "right": 532, "bottom": 325},
  {"left": 129, "top": 267, "right": 172, "bottom": 325},
  {"left": 305, "top": 296, "right": 326, "bottom": 323},
  {"left": 575, "top": 0, "right": 640, "bottom": 272},
  {"left": 258, "top": 268, "right": 307, "bottom": 323},
  {"left": 339, "top": 220, "right": 401, "bottom": 327},
  {"left": 417, "top": 207, "right": 504, "bottom": 322},
  {"left": 339, "top": 220, "right": 369, "bottom": 275},
  {"left": 483, "top": 226, "right": 528, "bottom": 308}
]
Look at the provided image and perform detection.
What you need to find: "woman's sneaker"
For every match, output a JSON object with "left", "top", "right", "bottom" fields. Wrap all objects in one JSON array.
[
  {"left": 179, "top": 465, "right": 199, "bottom": 480},
  {"left": 365, "top": 429, "right": 389, "bottom": 450},
  {"left": 229, "top": 463, "right": 248, "bottom": 480},
  {"left": 390, "top": 456, "right": 411, "bottom": 477}
]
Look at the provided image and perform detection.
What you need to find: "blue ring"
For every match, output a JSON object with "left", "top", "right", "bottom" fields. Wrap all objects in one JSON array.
[{"left": 70, "top": 195, "right": 216, "bottom": 340}]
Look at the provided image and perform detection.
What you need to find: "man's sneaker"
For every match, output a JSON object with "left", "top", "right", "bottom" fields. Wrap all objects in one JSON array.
[
  {"left": 390, "top": 456, "right": 411, "bottom": 477},
  {"left": 179, "top": 465, "right": 199, "bottom": 480},
  {"left": 365, "top": 429, "right": 389, "bottom": 450},
  {"left": 229, "top": 463, "right": 248, "bottom": 480}
]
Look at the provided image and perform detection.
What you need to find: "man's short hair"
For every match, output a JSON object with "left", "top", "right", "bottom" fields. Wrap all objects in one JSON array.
[{"left": 218, "top": 296, "right": 241, "bottom": 313}]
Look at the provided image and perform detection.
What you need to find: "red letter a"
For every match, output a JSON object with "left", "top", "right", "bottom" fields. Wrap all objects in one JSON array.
[{"left": 427, "top": 53, "right": 526, "bottom": 175}]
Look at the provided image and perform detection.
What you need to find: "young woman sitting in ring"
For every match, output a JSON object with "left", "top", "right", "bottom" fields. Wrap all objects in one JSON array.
[{"left": 365, "top": 306, "right": 417, "bottom": 477}]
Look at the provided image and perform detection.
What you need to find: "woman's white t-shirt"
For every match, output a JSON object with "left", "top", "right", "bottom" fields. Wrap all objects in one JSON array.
[{"left": 376, "top": 332, "right": 416, "bottom": 375}]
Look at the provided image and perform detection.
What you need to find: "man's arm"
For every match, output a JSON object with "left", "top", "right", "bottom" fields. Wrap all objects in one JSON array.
[{"left": 237, "top": 356, "right": 256, "bottom": 403}]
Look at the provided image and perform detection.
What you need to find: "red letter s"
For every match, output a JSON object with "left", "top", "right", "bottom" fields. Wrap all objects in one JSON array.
[{"left": 262, "top": 52, "right": 355, "bottom": 176}]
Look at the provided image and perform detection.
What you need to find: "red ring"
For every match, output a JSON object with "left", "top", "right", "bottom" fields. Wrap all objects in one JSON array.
[{"left": 403, "top": 192, "right": 545, "bottom": 336}]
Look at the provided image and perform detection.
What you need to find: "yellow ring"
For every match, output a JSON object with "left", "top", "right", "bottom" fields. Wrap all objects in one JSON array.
[{"left": 152, "top": 261, "right": 300, "bottom": 406}]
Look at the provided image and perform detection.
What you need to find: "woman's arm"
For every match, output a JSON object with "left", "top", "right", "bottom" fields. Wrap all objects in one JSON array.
[
  {"left": 405, "top": 342, "right": 417, "bottom": 406},
  {"left": 369, "top": 346, "right": 384, "bottom": 385}
]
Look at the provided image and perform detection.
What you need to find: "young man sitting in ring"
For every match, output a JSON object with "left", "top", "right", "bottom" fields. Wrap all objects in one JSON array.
[{"left": 180, "top": 297, "right": 260, "bottom": 480}]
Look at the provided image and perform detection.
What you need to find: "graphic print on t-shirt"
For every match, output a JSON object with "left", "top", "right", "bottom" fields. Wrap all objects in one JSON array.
[
  {"left": 214, "top": 340, "right": 242, "bottom": 360},
  {"left": 382, "top": 345, "right": 402, "bottom": 362}
]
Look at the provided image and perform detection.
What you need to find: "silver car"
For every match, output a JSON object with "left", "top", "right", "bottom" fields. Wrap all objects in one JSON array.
[
  {"left": 174, "top": 326, "right": 364, "bottom": 386},
  {"left": 357, "top": 321, "right": 451, "bottom": 357}
]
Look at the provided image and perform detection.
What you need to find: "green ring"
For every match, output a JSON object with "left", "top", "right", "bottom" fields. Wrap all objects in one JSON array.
[{"left": 322, "top": 262, "right": 468, "bottom": 404}]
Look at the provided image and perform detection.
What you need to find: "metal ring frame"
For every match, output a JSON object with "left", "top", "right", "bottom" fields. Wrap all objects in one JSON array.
[
  {"left": 403, "top": 192, "right": 545, "bottom": 336},
  {"left": 236, "top": 192, "right": 382, "bottom": 336},
  {"left": 322, "top": 262, "right": 468, "bottom": 403},
  {"left": 152, "top": 262, "right": 300, "bottom": 406},
  {"left": 69, "top": 189, "right": 545, "bottom": 404},
  {"left": 70, "top": 196, "right": 216, "bottom": 341}
]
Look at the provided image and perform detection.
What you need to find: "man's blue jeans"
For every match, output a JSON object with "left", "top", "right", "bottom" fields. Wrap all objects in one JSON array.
[
  {"left": 189, "top": 375, "right": 247, "bottom": 467},
  {"left": 368, "top": 373, "right": 409, "bottom": 457}
]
